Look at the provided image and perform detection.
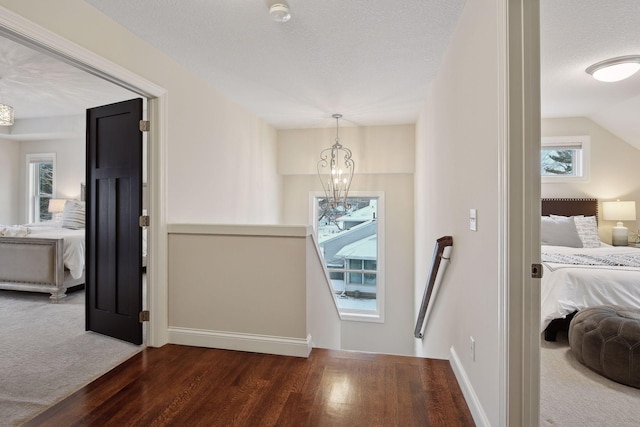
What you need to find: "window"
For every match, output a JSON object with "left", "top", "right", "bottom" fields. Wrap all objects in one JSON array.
[
  {"left": 27, "top": 153, "right": 56, "bottom": 223},
  {"left": 541, "top": 136, "right": 590, "bottom": 182},
  {"left": 312, "top": 192, "right": 385, "bottom": 322}
]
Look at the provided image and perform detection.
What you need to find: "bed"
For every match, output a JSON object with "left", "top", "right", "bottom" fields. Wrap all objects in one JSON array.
[
  {"left": 0, "top": 200, "right": 86, "bottom": 302},
  {"left": 540, "top": 198, "right": 640, "bottom": 340}
]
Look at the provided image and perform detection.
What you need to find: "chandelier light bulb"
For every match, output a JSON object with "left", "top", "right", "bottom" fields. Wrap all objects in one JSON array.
[{"left": 317, "top": 113, "right": 355, "bottom": 216}]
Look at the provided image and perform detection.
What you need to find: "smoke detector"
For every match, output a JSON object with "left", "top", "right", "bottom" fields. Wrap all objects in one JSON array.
[{"left": 270, "top": 3, "right": 291, "bottom": 23}]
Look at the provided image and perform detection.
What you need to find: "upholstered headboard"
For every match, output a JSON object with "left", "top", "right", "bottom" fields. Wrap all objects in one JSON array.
[{"left": 541, "top": 198, "right": 598, "bottom": 221}]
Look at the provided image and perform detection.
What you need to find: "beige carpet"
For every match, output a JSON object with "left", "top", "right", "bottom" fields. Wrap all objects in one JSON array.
[
  {"left": 0, "top": 288, "right": 141, "bottom": 426},
  {"left": 541, "top": 333, "right": 640, "bottom": 426}
]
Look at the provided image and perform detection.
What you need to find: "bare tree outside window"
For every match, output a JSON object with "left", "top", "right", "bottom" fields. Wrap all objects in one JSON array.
[
  {"left": 38, "top": 162, "right": 54, "bottom": 221},
  {"left": 27, "top": 154, "right": 55, "bottom": 223},
  {"left": 541, "top": 149, "right": 574, "bottom": 176}
]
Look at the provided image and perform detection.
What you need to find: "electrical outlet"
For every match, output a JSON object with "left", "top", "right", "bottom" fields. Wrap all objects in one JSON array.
[{"left": 470, "top": 336, "right": 476, "bottom": 362}]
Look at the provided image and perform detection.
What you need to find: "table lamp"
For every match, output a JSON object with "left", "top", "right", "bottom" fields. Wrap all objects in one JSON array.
[
  {"left": 602, "top": 200, "right": 637, "bottom": 246},
  {"left": 48, "top": 199, "right": 66, "bottom": 221}
]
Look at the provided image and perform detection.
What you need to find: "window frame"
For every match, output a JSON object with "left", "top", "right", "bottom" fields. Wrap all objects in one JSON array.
[
  {"left": 541, "top": 135, "right": 590, "bottom": 183},
  {"left": 26, "top": 153, "right": 56, "bottom": 223},
  {"left": 310, "top": 190, "right": 385, "bottom": 323}
]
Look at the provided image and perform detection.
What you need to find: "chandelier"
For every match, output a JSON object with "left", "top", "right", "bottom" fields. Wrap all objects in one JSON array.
[
  {"left": 0, "top": 103, "right": 13, "bottom": 126},
  {"left": 317, "top": 114, "right": 355, "bottom": 219},
  {"left": 0, "top": 79, "right": 13, "bottom": 126}
]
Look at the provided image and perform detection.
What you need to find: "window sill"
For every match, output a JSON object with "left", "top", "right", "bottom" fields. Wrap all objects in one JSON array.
[{"left": 339, "top": 311, "right": 384, "bottom": 323}]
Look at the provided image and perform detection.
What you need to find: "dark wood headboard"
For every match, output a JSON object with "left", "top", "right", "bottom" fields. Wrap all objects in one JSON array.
[{"left": 541, "top": 198, "right": 598, "bottom": 220}]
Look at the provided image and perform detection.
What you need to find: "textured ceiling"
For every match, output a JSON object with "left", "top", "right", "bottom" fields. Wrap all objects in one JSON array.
[
  {"left": 83, "top": 0, "right": 466, "bottom": 129},
  {"left": 0, "top": 37, "right": 137, "bottom": 121},
  {"left": 541, "top": 0, "right": 640, "bottom": 149},
  {"left": 1, "top": 1, "right": 639, "bottom": 148}
]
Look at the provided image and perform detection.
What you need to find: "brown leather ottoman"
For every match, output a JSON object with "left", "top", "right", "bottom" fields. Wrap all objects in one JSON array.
[{"left": 569, "top": 305, "right": 640, "bottom": 388}]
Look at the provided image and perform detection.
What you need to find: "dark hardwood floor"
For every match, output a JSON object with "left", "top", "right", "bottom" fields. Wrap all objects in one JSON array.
[{"left": 23, "top": 345, "right": 475, "bottom": 426}]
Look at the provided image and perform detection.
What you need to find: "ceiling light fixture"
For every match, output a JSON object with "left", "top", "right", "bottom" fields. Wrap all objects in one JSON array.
[
  {"left": 269, "top": 3, "right": 291, "bottom": 23},
  {"left": 317, "top": 114, "right": 355, "bottom": 219},
  {"left": 585, "top": 55, "right": 640, "bottom": 82},
  {"left": 0, "top": 78, "right": 14, "bottom": 126}
]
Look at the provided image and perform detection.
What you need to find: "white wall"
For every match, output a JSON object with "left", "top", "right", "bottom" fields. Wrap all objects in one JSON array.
[
  {"left": 415, "top": 0, "right": 502, "bottom": 424},
  {"left": 18, "top": 138, "right": 84, "bottom": 222},
  {"left": 542, "top": 117, "right": 640, "bottom": 243},
  {"left": 279, "top": 125, "right": 415, "bottom": 356},
  {"left": 0, "top": 139, "right": 19, "bottom": 224},
  {"left": 0, "top": 0, "right": 282, "bottom": 226}
]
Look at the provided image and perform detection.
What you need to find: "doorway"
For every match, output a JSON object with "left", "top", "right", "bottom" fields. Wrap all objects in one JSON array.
[{"left": 0, "top": 12, "right": 169, "bottom": 348}]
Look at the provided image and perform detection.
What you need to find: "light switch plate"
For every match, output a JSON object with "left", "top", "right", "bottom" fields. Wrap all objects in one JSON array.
[{"left": 470, "top": 209, "right": 477, "bottom": 231}]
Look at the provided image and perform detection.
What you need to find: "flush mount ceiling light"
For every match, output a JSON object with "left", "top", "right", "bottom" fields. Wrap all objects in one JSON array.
[
  {"left": 585, "top": 55, "right": 640, "bottom": 82},
  {"left": 269, "top": 3, "right": 291, "bottom": 23}
]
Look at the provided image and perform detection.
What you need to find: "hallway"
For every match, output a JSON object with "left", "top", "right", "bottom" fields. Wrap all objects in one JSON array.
[{"left": 24, "top": 345, "right": 475, "bottom": 426}]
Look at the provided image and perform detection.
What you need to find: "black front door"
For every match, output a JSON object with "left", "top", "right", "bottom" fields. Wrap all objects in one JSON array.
[{"left": 86, "top": 98, "right": 143, "bottom": 345}]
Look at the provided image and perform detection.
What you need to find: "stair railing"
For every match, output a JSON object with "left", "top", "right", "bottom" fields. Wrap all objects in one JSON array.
[{"left": 414, "top": 236, "right": 453, "bottom": 339}]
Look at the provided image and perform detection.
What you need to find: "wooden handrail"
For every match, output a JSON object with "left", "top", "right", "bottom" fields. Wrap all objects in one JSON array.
[{"left": 414, "top": 236, "right": 453, "bottom": 339}]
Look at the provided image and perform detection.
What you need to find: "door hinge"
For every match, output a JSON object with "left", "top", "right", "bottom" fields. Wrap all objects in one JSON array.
[
  {"left": 531, "top": 263, "right": 543, "bottom": 279},
  {"left": 139, "top": 120, "right": 150, "bottom": 132},
  {"left": 139, "top": 215, "right": 150, "bottom": 227},
  {"left": 139, "top": 310, "right": 150, "bottom": 322}
]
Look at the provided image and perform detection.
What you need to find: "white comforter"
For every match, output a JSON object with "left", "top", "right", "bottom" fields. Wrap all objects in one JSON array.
[
  {"left": 25, "top": 224, "right": 85, "bottom": 279},
  {"left": 540, "top": 244, "right": 640, "bottom": 331}
]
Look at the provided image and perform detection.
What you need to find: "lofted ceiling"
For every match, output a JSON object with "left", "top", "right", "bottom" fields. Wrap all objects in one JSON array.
[
  {"left": 541, "top": 0, "right": 640, "bottom": 149},
  {"left": 0, "top": 1, "right": 639, "bottom": 148}
]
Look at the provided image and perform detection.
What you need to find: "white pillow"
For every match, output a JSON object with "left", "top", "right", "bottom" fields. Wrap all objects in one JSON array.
[
  {"left": 573, "top": 216, "right": 601, "bottom": 248},
  {"left": 550, "top": 214, "right": 601, "bottom": 248},
  {"left": 61, "top": 200, "right": 85, "bottom": 229},
  {"left": 541, "top": 216, "right": 583, "bottom": 247}
]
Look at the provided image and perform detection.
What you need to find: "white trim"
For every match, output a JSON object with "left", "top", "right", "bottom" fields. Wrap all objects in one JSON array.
[
  {"left": 147, "top": 95, "right": 169, "bottom": 347},
  {"left": 0, "top": 7, "right": 163, "bottom": 97},
  {"left": 25, "top": 152, "right": 56, "bottom": 223},
  {"left": 522, "top": 2, "right": 542, "bottom": 427},
  {"left": 541, "top": 135, "right": 591, "bottom": 183},
  {"left": 449, "top": 346, "right": 490, "bottom": 427},
  {"left": 0, "top": 5, "right": 169, "bottom": 348},
  {"left": 503, "top": 1, "right": 541, "bottom": 426},
  {"left": 168, "top": 327, "right": 312, "bottom": 358},
  {"left": 167, "top": 223, "right": 312, "bottom": 237},
  {"left": 496, "top": 0, "right": 509, "bottom": 425}
]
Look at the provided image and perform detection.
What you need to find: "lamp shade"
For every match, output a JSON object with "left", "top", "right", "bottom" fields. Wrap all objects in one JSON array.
[
  {"left": 48, "top": 199, "right": 67, "bottom": 213},
  {"left": 602, "top": 200, "right": 636, "bottom": 221},
  {"left": 0, "top": 103, "right": 13, "bottom": 126}
]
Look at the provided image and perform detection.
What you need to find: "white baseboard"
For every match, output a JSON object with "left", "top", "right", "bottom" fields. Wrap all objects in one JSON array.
[
  {"left": 449, "top": 346, "right": 491, "bottom": 427},
  {"left": 168, "top": 327, "right": 312, "bottom": 358}
]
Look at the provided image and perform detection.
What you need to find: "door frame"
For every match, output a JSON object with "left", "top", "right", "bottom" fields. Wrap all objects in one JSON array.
[
  {"left": 0, "top": 7, "right": 169, "bottom": 347},
  {"left": 502, "top": 0, "right": 541, "bottom": 425}
]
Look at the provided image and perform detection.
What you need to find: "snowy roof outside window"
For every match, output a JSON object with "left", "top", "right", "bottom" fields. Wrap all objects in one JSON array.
[
  {"left": 340, "top": 201, "right": 377, "bottom": 222},
  {"left": 335, "top": 235, "right": 377, "bottom": 260}
]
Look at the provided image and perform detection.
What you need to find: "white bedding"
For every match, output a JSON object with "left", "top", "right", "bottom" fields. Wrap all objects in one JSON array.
[
  {"left": 25, "top": 223, "right": 85, "bottom": 279},
  {"left": 540, "top": 244, "right": 640, "bottom": 331}
]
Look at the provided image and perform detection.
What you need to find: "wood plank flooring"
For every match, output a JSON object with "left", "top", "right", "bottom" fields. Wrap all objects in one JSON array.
[{"left": 23, "top": 345, "right": 475, "bottom": 426}]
